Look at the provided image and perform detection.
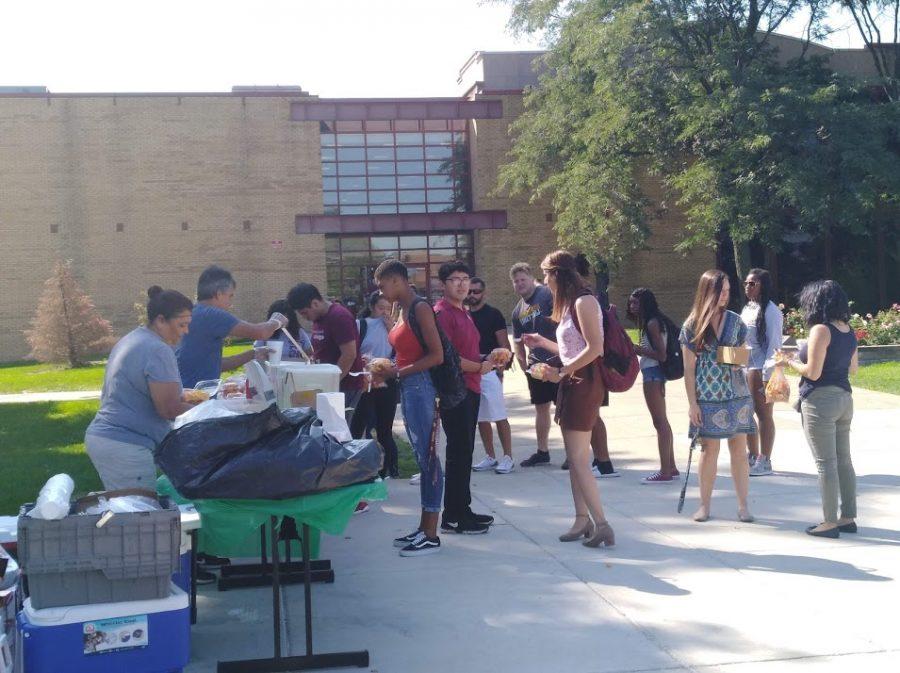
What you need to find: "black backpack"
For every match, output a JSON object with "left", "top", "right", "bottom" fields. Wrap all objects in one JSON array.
[
  {"left": 406, "top": 297, "right": 466, "bottom": 410},
  {"left": 659, "top": 316, "right": 684, "bottom": 381}
]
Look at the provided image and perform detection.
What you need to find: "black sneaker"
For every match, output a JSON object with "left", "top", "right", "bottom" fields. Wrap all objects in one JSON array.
[
  {"left": 467, "top": 511, "right": 494, "bottom": 526},
  {"left": 197, "top": 553, "right": 231, "bottom": 569},
  {"left": 561, "top": 458, "right": 569, "bottom": 470},
  {"left": 399, "top": 535, "right": 441, "bottom": 557},
  {"left": 520, "top": 451, "right": 551, "bottom": 467},
  {"left": 393, "top": 530, "right": 424, "bottom": 548},
  {"left": 441, "top": 517, "right": 490, "bottom": 535},
  {"left": 196, "top": 569, "right": 217, "bottom": 585}
]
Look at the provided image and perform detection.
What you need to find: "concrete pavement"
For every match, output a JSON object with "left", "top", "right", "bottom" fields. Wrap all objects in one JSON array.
[{"left": 184, "top": 374, "right": 899, "bottom": 672}]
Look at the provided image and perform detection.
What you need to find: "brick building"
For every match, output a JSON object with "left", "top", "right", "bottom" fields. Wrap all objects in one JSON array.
[{"left": 0, "top": 37, "right": 882, "bottom": 360}]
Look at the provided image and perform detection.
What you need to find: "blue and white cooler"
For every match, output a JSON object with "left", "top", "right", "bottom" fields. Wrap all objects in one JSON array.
[
  {"left": 17, "top": 584, "right": 189, "bottom": 673},
  {"left": 172, "top": 506, "right": 201, "bottom": 594}
]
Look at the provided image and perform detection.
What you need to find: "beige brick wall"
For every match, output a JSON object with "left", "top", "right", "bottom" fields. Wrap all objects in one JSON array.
[
  {"left": 0, "top": 95, "right": 325, "bottom": 360},
  {"left": 469, "top": 92, "right": 713, "bottom": 326}
]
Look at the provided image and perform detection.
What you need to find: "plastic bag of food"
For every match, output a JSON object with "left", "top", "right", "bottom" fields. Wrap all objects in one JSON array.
[{"left": 765, "top": 365, "right": 791, "bottom": 404}]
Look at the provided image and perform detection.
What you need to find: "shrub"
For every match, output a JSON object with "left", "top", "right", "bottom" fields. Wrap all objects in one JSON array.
[{"left": 782, "top": 303, "right": 900, "bottom": 346}]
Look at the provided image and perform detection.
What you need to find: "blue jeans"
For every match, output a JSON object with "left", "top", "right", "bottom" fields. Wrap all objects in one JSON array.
[{"left": 400, "top": 371, "right": 443, "bottom": 513}]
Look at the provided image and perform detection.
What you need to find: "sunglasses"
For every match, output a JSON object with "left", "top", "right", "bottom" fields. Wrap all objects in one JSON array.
[
  {"left": 468, "top": 289, "right": 483, "bottom": 295},
  {"left": 744, "top": 281, "right": 758, "bottom": 287}
]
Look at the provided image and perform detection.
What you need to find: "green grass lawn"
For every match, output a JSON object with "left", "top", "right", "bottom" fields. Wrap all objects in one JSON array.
[
  {"left": 0, "top": 343, "right": 253, "bottom": 394},
  {"left": 0, "top": 400, "right": 103, "bottom": 514},
  {"left": 850, "top": 362, "right": 900, "bottom": 396}
]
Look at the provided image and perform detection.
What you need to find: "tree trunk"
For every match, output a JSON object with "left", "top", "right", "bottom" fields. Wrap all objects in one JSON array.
[
  {"left": 876, "top": 224, "right": 887, "bottom": 308},
  {"left": 732, "top": 238, "right": 752, "bottom": 284}
]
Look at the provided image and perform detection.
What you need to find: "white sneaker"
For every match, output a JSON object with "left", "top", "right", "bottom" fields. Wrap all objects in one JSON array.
[
  {"left": 494, "top": 456, "right": 514, "bottom": 474},
  {"left": 749, "top": 457, "right": 773, "bottom": 476},
  {"left": 409, "top": 473, "right": 421, "bottom": 485},
  {"left": 472, "top": 456, "right": 498, "bottom": 471}
]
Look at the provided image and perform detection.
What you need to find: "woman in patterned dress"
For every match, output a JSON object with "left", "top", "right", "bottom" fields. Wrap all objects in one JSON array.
[{"left": 680, "top": 270, "right": 756, "bottom": 523}]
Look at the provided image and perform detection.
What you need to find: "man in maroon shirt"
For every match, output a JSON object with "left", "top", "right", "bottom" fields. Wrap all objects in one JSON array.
[
  {"left": 434, "top": 261, "right": 497, "bottom": 534},
  {"left": 287, "top": 283, "right": 370, "bottom": 436}
]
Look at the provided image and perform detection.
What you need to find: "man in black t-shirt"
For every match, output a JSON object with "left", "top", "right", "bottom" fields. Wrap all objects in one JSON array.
[
  {"left": 466, "top": 277, "right": 515, "bottom": 474},
  {"left": 510, "top": 262, "right": 561, "bottom": 467}
]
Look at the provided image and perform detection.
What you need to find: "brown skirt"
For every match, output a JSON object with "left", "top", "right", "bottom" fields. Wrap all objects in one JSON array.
[{"left": 555, "top": 359, "right": 606, "bottom": 431}]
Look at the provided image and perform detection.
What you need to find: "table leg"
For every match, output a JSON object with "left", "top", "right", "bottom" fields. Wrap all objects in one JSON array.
[
  {"left": 216, "top": 519, "right": 369, "bottom": 673},
  {"left": 189, "top": 529, "right": 198, "bottom": 625}
]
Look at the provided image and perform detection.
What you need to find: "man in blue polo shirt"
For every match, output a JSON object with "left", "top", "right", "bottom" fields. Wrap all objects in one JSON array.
[{"left": 176, "top": 265, "right": 286, "bottom": 388}]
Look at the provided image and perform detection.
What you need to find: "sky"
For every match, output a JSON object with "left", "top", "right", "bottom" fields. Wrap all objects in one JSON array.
[{"left": 0, "top": 1, "right": 876, "bottom": 96}]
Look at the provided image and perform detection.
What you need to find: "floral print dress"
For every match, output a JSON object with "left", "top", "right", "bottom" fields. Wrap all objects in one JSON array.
[{"left": 680, "top": 310, "right": 757, "bottom": 439}]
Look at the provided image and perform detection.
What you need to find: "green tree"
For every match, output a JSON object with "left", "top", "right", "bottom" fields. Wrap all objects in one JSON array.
[{"left": 495, "top": 0, "right": 900, "bottom": 281}]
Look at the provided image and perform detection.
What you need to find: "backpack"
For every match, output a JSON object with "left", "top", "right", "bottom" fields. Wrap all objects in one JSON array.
[
  {"left": 405, "top": 297, "right": 467, "bottom": 410},
  {"left": 658, "top": 316, "right": 684, "bottom": 381},
  {"left": 599, "top": 304, "right": 640, "bottom": 393}
]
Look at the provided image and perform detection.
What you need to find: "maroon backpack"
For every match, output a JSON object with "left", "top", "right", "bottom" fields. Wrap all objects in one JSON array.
[{"left": 599, "top": 304, "right": 639, "bottom": 392}]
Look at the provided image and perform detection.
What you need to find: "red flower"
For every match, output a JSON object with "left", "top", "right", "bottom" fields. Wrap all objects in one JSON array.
[{"left": 855, "top": 329, "right": 868, "bottom": 341}]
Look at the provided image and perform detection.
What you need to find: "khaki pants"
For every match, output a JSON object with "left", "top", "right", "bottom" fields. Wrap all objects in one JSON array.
[{"left": 800, "top": 386, "right": 856, "bottom": 523}]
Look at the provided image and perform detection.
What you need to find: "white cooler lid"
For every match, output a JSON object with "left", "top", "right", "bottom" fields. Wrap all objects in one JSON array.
[
  {"left": 178, "top": 504, "right": 201, "bottom": 532},
  {"left": 23, "top": 584, "right": 188, "bottom": 626}
]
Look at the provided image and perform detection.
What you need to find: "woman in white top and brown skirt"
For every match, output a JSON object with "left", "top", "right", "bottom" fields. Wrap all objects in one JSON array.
[{"left": 523, "top": 250, "right": 614, "bottom": 548}]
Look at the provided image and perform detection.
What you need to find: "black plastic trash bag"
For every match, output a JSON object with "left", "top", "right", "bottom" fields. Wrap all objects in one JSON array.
[{"left": 154, "top": 405, "right": 383, "bottom": 500}]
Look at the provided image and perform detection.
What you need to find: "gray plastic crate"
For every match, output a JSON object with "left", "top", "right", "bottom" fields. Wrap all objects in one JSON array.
[{"left": 17, "top": 498, "right": 181, "bottom": 609}]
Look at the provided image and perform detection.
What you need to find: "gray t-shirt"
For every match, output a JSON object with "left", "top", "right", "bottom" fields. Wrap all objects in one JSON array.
[
  {"left": 511, "top": 284, "right": 560, "bottom": 366},
  {"left": 87, "top": 327, "right": 183, "bottom": 449}
]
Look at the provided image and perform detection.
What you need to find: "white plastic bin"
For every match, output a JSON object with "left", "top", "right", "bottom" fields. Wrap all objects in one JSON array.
[{"left": 269, "top": 363, "right": 341, "bottom": 410}]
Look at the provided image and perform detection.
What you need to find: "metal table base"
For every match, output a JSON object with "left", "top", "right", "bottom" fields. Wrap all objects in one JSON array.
[{"left": 217, "top": 516, "right": 369, "bottom": 673}]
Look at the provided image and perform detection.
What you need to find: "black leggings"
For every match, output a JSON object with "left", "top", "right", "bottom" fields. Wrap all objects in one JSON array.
[{"left": 349, "top": 381, "right": 400, "bottom": 476}]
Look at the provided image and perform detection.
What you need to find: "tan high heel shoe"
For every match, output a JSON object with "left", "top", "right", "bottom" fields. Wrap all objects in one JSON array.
[
  {"left": 559, "top": 516, "right": 594, "bottom": 542},
  {"left": 583, "top": 520, "right": 615, "bottom": 548}
]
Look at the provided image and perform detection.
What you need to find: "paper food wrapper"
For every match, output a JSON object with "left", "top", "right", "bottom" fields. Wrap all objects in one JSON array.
[
  {"left": 316, "top": 392, "right": 352, "bottom": 443},
  {"left": 716, "top": 346, "right": 750, "bottom": 366}
]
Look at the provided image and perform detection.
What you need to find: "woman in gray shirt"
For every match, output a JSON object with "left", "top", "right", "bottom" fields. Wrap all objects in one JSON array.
[{"left": 85, "top": 286, "right": 197, "bottom": 490}]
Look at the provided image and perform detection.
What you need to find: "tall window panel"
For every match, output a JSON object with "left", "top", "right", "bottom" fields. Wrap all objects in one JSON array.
[{"left": 320, "top": 120, "right": 471, "bottom": 216}]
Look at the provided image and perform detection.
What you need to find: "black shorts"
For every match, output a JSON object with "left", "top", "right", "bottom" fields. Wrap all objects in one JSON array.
[{"left": 526, "top": 372, "right": 559, "bottom": 406}]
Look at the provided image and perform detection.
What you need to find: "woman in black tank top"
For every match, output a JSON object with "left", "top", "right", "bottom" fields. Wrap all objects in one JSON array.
[{"left": 783, "top": 281, "right": 859, "bottom": 538}]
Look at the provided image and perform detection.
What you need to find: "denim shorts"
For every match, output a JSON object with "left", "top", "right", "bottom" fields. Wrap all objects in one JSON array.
[
  {"left": 399, "top": 371, "right": 443, "bottom": 513},
  {"left": 641, "top": 365, "right": 666, "bottom": 384}
]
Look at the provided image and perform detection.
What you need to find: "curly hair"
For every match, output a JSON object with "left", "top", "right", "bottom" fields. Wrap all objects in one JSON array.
[{"left": 798, "top": 280, "right": 850, "bottom": 326}]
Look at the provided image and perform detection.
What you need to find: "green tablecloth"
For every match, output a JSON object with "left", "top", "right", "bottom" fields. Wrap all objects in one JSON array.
[{"left": 157, "top": 476, "right": 387, "bottom": 559}]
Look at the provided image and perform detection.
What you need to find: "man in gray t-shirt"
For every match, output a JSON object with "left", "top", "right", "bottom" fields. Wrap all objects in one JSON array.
[{"left": 509, "top": 262, "right": 560, "bottom": 467}]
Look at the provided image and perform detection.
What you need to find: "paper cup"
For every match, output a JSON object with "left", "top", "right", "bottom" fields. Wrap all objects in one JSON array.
[{"left": 266, "top": 341, "right": 283, "bottom": 365}]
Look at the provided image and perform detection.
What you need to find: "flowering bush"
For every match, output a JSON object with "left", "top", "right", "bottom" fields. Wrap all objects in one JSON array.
[{"left": 781, "top": 303, "right": 900, "bottom": 346}]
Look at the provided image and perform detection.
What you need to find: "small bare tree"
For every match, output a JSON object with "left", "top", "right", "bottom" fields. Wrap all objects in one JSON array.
[
  {"left": 842, "top": 0, "right": 900, "bottom": 100},
  {"left": 25, "top": 260, "right": 116, "bottom": 367}
]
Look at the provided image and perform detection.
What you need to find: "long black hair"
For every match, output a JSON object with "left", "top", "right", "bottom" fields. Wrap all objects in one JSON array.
[
  {"left": 627, "top": 287, "right": 671, "bottom": 339},
  {"left": 798, "top": 280, "right": 851, "bottom": 326},
  {"left": 747, "top": 268, "right": 774, "bottom": 346},
  {"left": 266, "top": 299, "right": 299, "bottom": 340}
]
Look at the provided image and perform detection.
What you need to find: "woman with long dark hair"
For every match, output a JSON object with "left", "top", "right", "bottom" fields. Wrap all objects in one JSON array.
[
  {"left": 680, "top": 270, "right": 755, "bottom": 523},
  {"left": 522, "top": 250, "right": 614, "bottom": 548},
  {"left": 627, "top": 288, "right": 677, "bottom": 483},
  {"left": 782, "top": 280, "right": 858, "bottom": 537},
  {"left": 254, "top": 299, "right": 313, "bottom": 361},
  {"left": 740, "top": 269, "right": 783, "bottom": 476}
]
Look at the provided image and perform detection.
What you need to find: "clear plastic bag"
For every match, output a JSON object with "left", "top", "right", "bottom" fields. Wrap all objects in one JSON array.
[{"left": 765, "top": 365, "right": 791, "bottom": 404}]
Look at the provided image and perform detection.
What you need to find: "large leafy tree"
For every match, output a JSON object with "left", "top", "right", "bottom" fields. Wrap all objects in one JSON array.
[{"left": 495, "top": 0, "right": 900, "bottom": 282}]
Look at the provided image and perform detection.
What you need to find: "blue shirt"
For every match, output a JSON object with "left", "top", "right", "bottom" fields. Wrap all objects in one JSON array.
[
  {"left": 176, "top": 303, "right": 239, "bottom": 387},
  {"left": 87, "top": 327, "right": 182, "bottom": 448}
]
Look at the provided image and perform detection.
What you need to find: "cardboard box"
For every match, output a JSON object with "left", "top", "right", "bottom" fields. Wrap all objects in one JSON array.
[{"left": 717, "top": 346, "right": 750, "bottom": 366}]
